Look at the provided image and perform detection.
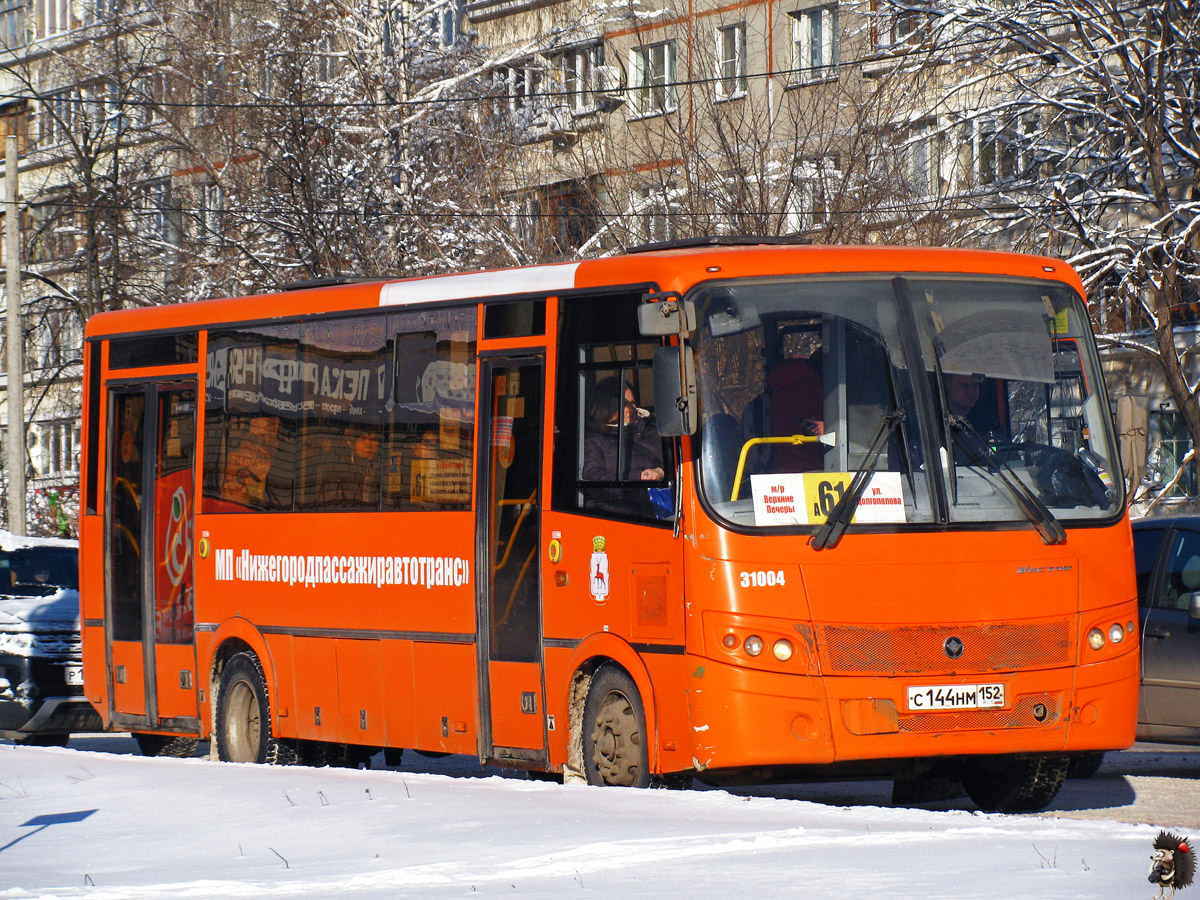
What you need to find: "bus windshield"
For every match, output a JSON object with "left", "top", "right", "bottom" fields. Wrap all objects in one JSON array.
[{"left": 693, "top": 275, "right": 1121, "bottom": 532}]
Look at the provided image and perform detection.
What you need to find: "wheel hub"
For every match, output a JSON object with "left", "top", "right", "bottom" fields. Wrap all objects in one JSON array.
[{"left": 589, "top": 691, "right": 642, "bottom": 785}]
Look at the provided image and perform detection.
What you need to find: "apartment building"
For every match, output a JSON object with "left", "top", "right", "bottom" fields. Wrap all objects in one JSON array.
[{"left": 0, "top": 0, "right": 1193, "bottom": 524}]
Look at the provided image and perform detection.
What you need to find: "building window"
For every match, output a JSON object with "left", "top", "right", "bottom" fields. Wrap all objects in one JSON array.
[
  {"left": 497, "top": 63, "right": 543, "bottom": 112},
  {"left": 784, "top": 158, "right": 838, "bottom": 233},
  {"left": 956, "top": 114, "right": 1038, "bottom": 189},
  {"left": 886, "top": 8, "right": 928, "bottom": 48},
  {"left": 554, "top": 43, "right": 604, "bottom": 115},
  {"left": 315, "top": 33, "right": 338, "bottom": 83},
  {"left": 36, "top": 0, "right": 73, "bottom": 37},
  {"left": 31, "top": 420, "right": 81, "bottom": 477},
  {"left": 903, "top": 121, "right": 941, "bottom": 198},
  {"left": 130, "top": 69, "right": 163, "bottom": 129},
  {"left": 31, "top": 308, "right": 81, "bottom": 371},
  {"left": 427, "top": 0, "right": 461, "bottom": 46},
  {"left": 29, "top": 201, "right": 77, "bottom": 263},
  {"left": 508, "top": 193, "right": 541, "bottom": 248},
  {"left": 1144, "top": 409, "right": 1197, "bottom": 499},
  {"left": 38, "top": 90, "right": 76, "bottom": 147},
  {"left": 790, "top": 5, "right": 838, "bottom": 82},
  {"left": 630, "top": 41, "right": 676, "bottom": 117},
  {"left": 90, "top": 0, "right": 121, "bottom": 23},
  {"left": 0, "top": 0, "right": 26, "bottom": 48},
  {"left": 196, "top": 182, "right": 225, "bottom": 239},
  {"left": 81, "top": 80, "right": 122, "bottom": 134},
  {"left": 0, "top": 103, "right": 28, "bottom": 154},
  {"left": 715, "top": 23, "right": 747, "bottom": 99},
  {"left": 142, "top": 178, "right": 182, "bottom": 244},
  {"left": 635, "top": 182, "right": 680, "bottom": 243}
]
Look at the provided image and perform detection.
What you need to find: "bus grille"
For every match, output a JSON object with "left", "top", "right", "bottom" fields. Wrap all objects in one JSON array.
[
  {"left": 898, "top": 693, "right": 1061, "bottom": 733},
  {"left": 819, "top": 620, "right": 1073, "bottom": 675}
]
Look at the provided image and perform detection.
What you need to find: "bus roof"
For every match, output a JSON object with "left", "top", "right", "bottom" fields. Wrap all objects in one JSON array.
[{"left": 84, "top": 244, "right": 1084, "bottom": 339}]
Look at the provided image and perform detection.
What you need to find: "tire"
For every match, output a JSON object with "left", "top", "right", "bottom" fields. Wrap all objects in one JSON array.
[
  {"left": 214, "top": 651, "right": 293, "bottom": 765},
  {"left": 891, "top": 775, "right": 965, "bottom": 805},
  {"left": 14, "top": 732, "right": 69, "bottom": 747},
  {"left": 297, "top": 740, "right": 372, "bottom": 768},
  {"left": 1067, "top": 752, "right": 1105, "bottom": 779},
  {"left": 652, "top": 771, "right": 695, "bottom": 790},
  {"left": 134, "top": 732, "right": 198, "bottom": 758},
  {"left": 961, "top": 754, "right": 1070, "bottom": 812},
  {"left": 582, "top": 666, "right": 651, "bottom": 787}
]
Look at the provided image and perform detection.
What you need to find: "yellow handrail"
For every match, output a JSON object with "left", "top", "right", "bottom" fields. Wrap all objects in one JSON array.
[
  {"left": 730, "top": 434, "right": 834, "bottom": 502},
  {"left": 493, "top": 490, "right": 537, "bottom": 573}
]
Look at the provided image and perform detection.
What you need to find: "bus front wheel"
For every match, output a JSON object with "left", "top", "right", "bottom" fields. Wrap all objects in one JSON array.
[
  {"left": 960, "top": 754, "right": 1070, "bottom": 812},
  {"left": 582, "top": 666, "right": 651, "bottom": 788},
  {"left": 215, "top": 651, "right": 294, "bottom": 765}
]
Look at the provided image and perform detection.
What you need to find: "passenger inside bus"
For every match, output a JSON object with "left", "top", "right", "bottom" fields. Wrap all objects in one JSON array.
[
  {"left": 742, "top": 356, "right": 826, "bottom": 473},
  {"left": 581, "top": 376, "right": 665, "bottom": 515},
  {"left": 220, "top": 415, "right": 281, "bottom": 508},
  {"left": 324, "top": 424, "right": 381, "bottom": 508}
]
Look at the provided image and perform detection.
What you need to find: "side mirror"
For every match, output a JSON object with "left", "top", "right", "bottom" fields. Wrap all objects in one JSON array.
[
  {"left": 1188, "top": 593, "right": 1200, "bottom": 619},
  {"left": 652, "top": 346, "right": 697, "bottom": 436},
  {"left": 639, "top": 294, "right": 696, "bottom": 337}
]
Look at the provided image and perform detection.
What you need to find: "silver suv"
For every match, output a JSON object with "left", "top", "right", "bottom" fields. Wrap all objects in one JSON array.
[{"left": 0, "top": 533, "right": 100, "bottom": 745}]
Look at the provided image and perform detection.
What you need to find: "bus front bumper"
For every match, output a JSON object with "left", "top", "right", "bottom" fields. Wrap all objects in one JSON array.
[{"left": 684, "top": 648, "right": 1138, "bottom": 774}]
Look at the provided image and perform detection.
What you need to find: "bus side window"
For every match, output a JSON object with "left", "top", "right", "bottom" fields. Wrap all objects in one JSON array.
[
  {"left": 296, "top": 316, "right": 388, "bottom": 512},
  {"left": 383, "top": 308, "right": 476, "bottom": 511},
  {"left": 203, "top": 326, "right": 298, "bottom": 512},
  {"left": 551, "top": 292, "right": 673, "bottom": 521}
]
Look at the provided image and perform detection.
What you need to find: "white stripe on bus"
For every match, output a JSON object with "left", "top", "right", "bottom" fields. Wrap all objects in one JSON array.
[{"left": 378, "top": 262, "right": 581, "bottom": 306}]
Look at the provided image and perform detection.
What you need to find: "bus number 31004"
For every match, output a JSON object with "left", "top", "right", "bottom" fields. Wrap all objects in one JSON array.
[{"left": 739, "top": 570, "right": 787, "bottom": 588}]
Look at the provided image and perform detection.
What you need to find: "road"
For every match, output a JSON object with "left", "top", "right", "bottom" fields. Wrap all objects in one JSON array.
[
  {"left": 715, "top": 743, "right": 1200, "bottom": 830},
  {"left": 39, "top": 736, "right": 1200, "bottom": 831}
]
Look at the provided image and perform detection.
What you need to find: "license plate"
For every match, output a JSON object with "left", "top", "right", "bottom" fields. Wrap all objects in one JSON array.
[
  {"left": 906, "top": 683, "right": 1004, "bottom": 711},
  {"left": 65, "top": 666, "right": 84, "bottom": 686}
]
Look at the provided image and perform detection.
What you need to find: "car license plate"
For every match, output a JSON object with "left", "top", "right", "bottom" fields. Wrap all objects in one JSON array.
[
  {"left": 906, "top": 683, "right": 1004, "bottom": 711},
  {"left": 65, "top": 666, "right": 84, "bottom": 686}
]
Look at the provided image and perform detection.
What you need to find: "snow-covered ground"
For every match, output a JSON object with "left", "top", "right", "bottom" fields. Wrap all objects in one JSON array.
[{"left": 0, "top": 738, "right": 1181, "bottom": 899}]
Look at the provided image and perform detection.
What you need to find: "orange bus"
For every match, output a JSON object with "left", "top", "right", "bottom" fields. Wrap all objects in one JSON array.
[{"left": 79, "top": 239, "right": 1138, "bottom": 811}]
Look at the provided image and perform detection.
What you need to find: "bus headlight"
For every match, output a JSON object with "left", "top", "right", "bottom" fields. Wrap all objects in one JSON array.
[
  {"left": 1087, "top": 628, "right": 1105, "bottom": 650},
  {"left": 744, "top": 635, "right": 764, "bottom": 656},
  {"left": 772, "top": 639, "right": 794, "bottom": 661},
  {"left": 1108, "top": 623, "right": 1125, "bottom": 644}
]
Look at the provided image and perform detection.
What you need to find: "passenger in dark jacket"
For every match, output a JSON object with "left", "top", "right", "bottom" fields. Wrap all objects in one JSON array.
[{"left": 582, "top": 376, "right": 664, "bottom": 514}]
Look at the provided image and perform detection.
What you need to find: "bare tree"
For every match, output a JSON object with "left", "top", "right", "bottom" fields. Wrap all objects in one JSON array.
[{"left": 883, "top": 0, "right": 1200, "bottom": 492}]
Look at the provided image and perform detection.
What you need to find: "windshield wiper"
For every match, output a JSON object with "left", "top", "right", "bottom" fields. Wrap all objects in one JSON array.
[
  {"left": 950, "top": 418, "right": 1067, "bottom": 545},
  {"left": 811, "top": 411, "right": 904, "bottom": 551}
]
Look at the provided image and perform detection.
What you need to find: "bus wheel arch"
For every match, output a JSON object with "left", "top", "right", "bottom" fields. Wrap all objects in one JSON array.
[
  {"left": 204, "top": 620, "right": 279, "bottom": 735},
  {"left": 213, "top": 649, "right": 296, "bottom": 765},
  {"left": 562, "top": 636, "right": 659, "bottom": 784},
  {"left": 580, "top": 664, "right": 651, "bottom": 787}
]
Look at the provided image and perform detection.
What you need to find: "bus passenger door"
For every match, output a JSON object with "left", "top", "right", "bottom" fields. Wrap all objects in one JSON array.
[
  {"left": 476, "top": 356, "right": 547, "bottom": 765},
  {"left": 105, "top": 383, "right": 199, "bottom": 733}
]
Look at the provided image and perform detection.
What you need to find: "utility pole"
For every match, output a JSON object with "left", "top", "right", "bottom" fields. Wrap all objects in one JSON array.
[{"left": 5, "top": 134, "right": 25, "bottom": 535}]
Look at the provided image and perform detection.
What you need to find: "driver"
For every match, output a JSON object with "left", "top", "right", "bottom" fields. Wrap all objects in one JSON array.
[
  {"left": 944, "top": 373, "right": 981, "bottom": 418},
  {"left": 942, "top": 372, "right": 994, "bottom": 467}
]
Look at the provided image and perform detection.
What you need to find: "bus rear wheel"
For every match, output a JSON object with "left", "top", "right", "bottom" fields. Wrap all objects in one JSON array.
[
  {"left": 583, "top": 666, "right": 650, "bottom": 788},
  {"left": 960, "top": 754, "right": 1070, "bottom": 812},
  {"left": 215, "top": 652, "right": 293, "bottom": 765},
  {"left": 134, "top": 732, "right": 198, "bottom": 758}
]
